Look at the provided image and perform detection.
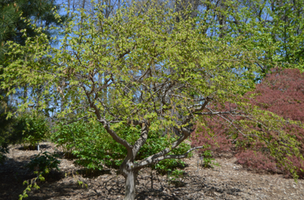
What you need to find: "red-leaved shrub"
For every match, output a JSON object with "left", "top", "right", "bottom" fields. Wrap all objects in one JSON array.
[
  {"left": 252, "top": 68, "right": 304, "bottom": 122},
  {"left": 191, "top": 116, "right": 234, "bottom": 154},
  {"left": 191, "top": 68, "right": 304, "bottom": 178},
  {"left": 249, "top": 68, "right": 304, "bottom": 178},
  {"left": 235, "top": 150, "right": 278, "bottom": 172}
]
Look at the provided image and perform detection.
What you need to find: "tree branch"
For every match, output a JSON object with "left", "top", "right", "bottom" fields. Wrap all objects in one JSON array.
[
  {"left": 97, "top": 117, "right": 133, "bottom": 151},
  {"left": 135, "top": 145, "right": 205, "bottom": 169}
]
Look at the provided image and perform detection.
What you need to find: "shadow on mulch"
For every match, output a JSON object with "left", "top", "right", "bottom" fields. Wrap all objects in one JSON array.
[
  {"left": 0, "top": 159, "right": 35, "bottom": 200},
  {"left": 24, "top": 181, "right": 87, "bottom": 200},
  {"left": 136, "top": 189, "right": 179, "bottom": 200},
  {"left": 0, "top": 156, "right": 65, "bottom": 200},
  {"left": 77, "top": 168, "right": 112, "bottom": 178}
]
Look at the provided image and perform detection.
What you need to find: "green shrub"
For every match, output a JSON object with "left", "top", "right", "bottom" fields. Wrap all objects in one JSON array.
[
  {"left": 200, "top": 150, "right": 219, "bottom": 168},
  {"left": 14, "top": 112, "right": 49, "bottom": 149},
  {"left": 0, "top": 106, "right": 20, "bottom": 162},
  {"left": 0, "top": 143, "right": 8, "bottom": 164},
  {"left": 139, "top": 132, "right": 191, "bottom": 174},
  {"left": 51, "top": 120, "right": 126, "bottom": 171},
  {"left": 52, "top": 120, "right": 191, "bottom": 173},
  {"left": 1, "top": 111, "right": 49, "bottom": 162},
  {"left": 167, "top": 169, "right": 187, "bottom": 187}
]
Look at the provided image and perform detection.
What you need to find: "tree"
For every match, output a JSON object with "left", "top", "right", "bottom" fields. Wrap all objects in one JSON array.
[
  {"left": 0, "top": 0, "right": 67, "bottom": 111},
  {"left": 60, "top": 0, "right": 122, "bottom": 19},
  {"left": 159, "top": 0, "right": 304, "bottom": 80},
  {"left": 204, "top": 0, "right": 304, "bottom": 78},
  {"left": 0, "top": 0, "right": 66, "bottom": 162},
  {"left": 1, "top": 2, "right": 302, "bottom": 199},
  {"left": 0, "top": 0, "right": 67, "bottom": 104},
  {"left": 0, "top": 0, "right": 66, "bottom": 62}
]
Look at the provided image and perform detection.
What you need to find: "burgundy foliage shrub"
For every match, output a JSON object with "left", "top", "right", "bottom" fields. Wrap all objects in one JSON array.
[
  {"left": 249, "top": 68, "right": 304, "bottom": 177},
  {"left": 191, "top": 68, "right": 304, "bottom": 177},
  {"left": 191, "top": 116, "right": 234, "bottom": 154},
  {"left": 190, "top": 102, "right": 242, "bottom": 155},
  {"left": 235, "top": 150, "right": 278, "bottom": 172},
  {"left": 252, "top": 68, "right": 304, "bottom": 122}
]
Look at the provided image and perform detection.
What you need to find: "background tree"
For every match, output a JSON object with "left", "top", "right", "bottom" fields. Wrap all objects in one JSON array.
[
  {"left": 0, "top": 0, "right": 66, "bottom": 162},
  {"left": 156, "top": 0, "right": 304, "bottom": 80},
  {"left": 240, "top": 0, "right": 304, "bottom": 73},
  {"left": 1, "top": 2, "right": 303, "bottom": 200},
  {"left": 0, "top": 0, "right": 66, "bottom": 62},
  {"left": 200, "top": 0, "right": 304, "bottom": 79},
  {"left": 0, "top": 0, "right": 66, "bottom": 111}
]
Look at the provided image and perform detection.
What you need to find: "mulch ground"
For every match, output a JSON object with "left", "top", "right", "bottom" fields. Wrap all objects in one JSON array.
[{"left": 1, "top": 142, "right": 304, "bottom": 200}]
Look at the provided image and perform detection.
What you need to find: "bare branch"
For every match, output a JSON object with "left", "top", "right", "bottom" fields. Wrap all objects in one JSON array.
[
  {"left": 133, "top": 121, "right": 149, "bottom": 155},
  {"left": 136, "top": 130, "right": 190, "bottom": 169},
  {"left": 135, "top": 145, "right": 205, "bottom": 169},
  {"left": 97, "top": 117, "right": 133, "bottom": 151},
  {"left": 197, "top": 111, "right": 238, "bottom": 115}
]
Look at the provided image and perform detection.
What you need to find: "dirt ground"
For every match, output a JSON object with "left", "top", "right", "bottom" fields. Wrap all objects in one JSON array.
[{"left": 1, "top": 142, "right": 304, "bottom": 200}]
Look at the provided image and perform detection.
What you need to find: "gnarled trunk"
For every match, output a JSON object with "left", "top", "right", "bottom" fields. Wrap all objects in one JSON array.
[
  {"left": 121, "top": 161, "right": 138, "bottom": 200},
  {"left": 124, "top": 169, "right": 137, "bottom": 200}
]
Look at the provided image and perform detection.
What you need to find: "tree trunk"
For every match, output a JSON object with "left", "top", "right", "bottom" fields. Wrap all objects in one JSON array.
[
  {"left": 121, "top": 160, "right": 138, "bottom": 200},
  {"left": 124, "top": 169, "right": 137, "bottom": 200}
]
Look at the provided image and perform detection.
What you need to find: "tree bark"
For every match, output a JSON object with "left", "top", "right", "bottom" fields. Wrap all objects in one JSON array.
[
  {"left": 124, "top": 170, "right": 136, "bottom": 200},
  {"left": 122, "top": 163, "right": 138, "bottom": 200}
]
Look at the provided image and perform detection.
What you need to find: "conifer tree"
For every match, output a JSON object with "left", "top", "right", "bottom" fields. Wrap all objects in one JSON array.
[{"left": 0, "top": 0, "right": 66, "bottom": 62}]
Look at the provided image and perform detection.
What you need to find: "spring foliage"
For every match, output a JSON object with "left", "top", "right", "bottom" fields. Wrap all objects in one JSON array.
[{"left": 1, "top": 1, "right": 304, "bottom": 198}]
